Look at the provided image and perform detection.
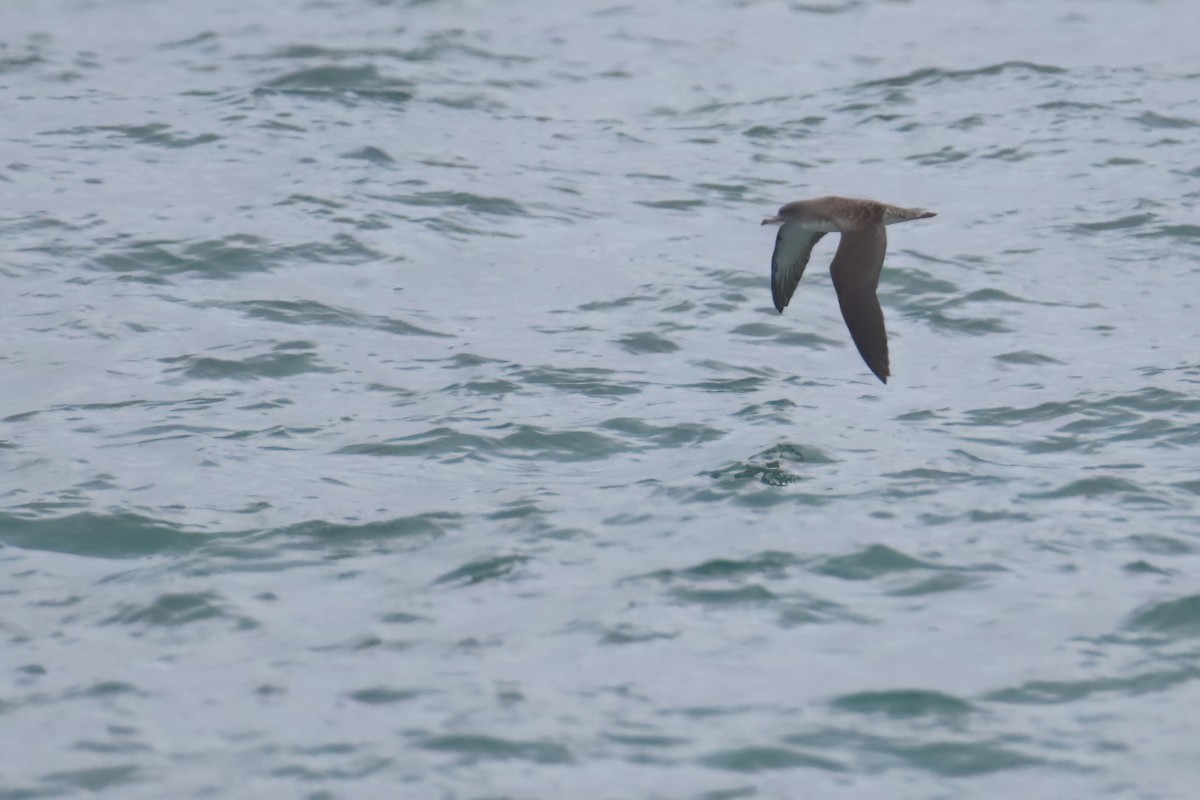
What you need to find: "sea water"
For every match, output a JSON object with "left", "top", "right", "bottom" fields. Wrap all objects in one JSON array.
[{"left": 2, "top": 1, "right": 1199, "bottom": 798}]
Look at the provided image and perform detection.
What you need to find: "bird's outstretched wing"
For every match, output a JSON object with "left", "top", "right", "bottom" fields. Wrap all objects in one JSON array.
[
  {"left": 829, "top": 225, "right": 889, "bottom": 383},
  {"left": 770, "top": 224, "right": 826, "bottom": 312}
]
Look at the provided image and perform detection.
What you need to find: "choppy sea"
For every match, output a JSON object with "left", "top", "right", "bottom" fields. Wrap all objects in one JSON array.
[{"left": 3, "top": 1, "right": 1200, "bottom": 798}]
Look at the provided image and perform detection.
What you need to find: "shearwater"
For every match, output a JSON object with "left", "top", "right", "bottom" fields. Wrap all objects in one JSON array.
[{"left": 761, "top": 196, "right": 936, "bottom": 384}]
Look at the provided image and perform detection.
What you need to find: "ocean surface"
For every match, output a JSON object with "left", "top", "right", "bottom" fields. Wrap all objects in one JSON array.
[{"left": 3, "top": 0, "right": 1200, "bottom": 797}]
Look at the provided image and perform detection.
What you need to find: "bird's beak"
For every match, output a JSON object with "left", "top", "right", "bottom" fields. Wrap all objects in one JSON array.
[{"left": 761, "top": 215, "right": 783, "bottom": 226}]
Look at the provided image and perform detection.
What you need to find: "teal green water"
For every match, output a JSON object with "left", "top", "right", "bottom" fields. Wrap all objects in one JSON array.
[{"left": 2, "top": 1, "right": 1200, "bottom": 798}]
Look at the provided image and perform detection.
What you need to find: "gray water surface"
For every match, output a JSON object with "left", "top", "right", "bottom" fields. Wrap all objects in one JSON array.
[{"left": 3, "top": 1, "right": 1200, "bottom": 798}]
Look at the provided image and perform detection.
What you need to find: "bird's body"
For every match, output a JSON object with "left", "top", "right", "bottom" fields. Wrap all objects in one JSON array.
[{"left": 761, "top": 196, "right": 936, "bottom": 384}]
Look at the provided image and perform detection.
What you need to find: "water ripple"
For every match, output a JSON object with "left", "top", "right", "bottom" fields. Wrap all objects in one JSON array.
[{"left": 219, "top": 299, "right": 450, "bottom": 337}]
